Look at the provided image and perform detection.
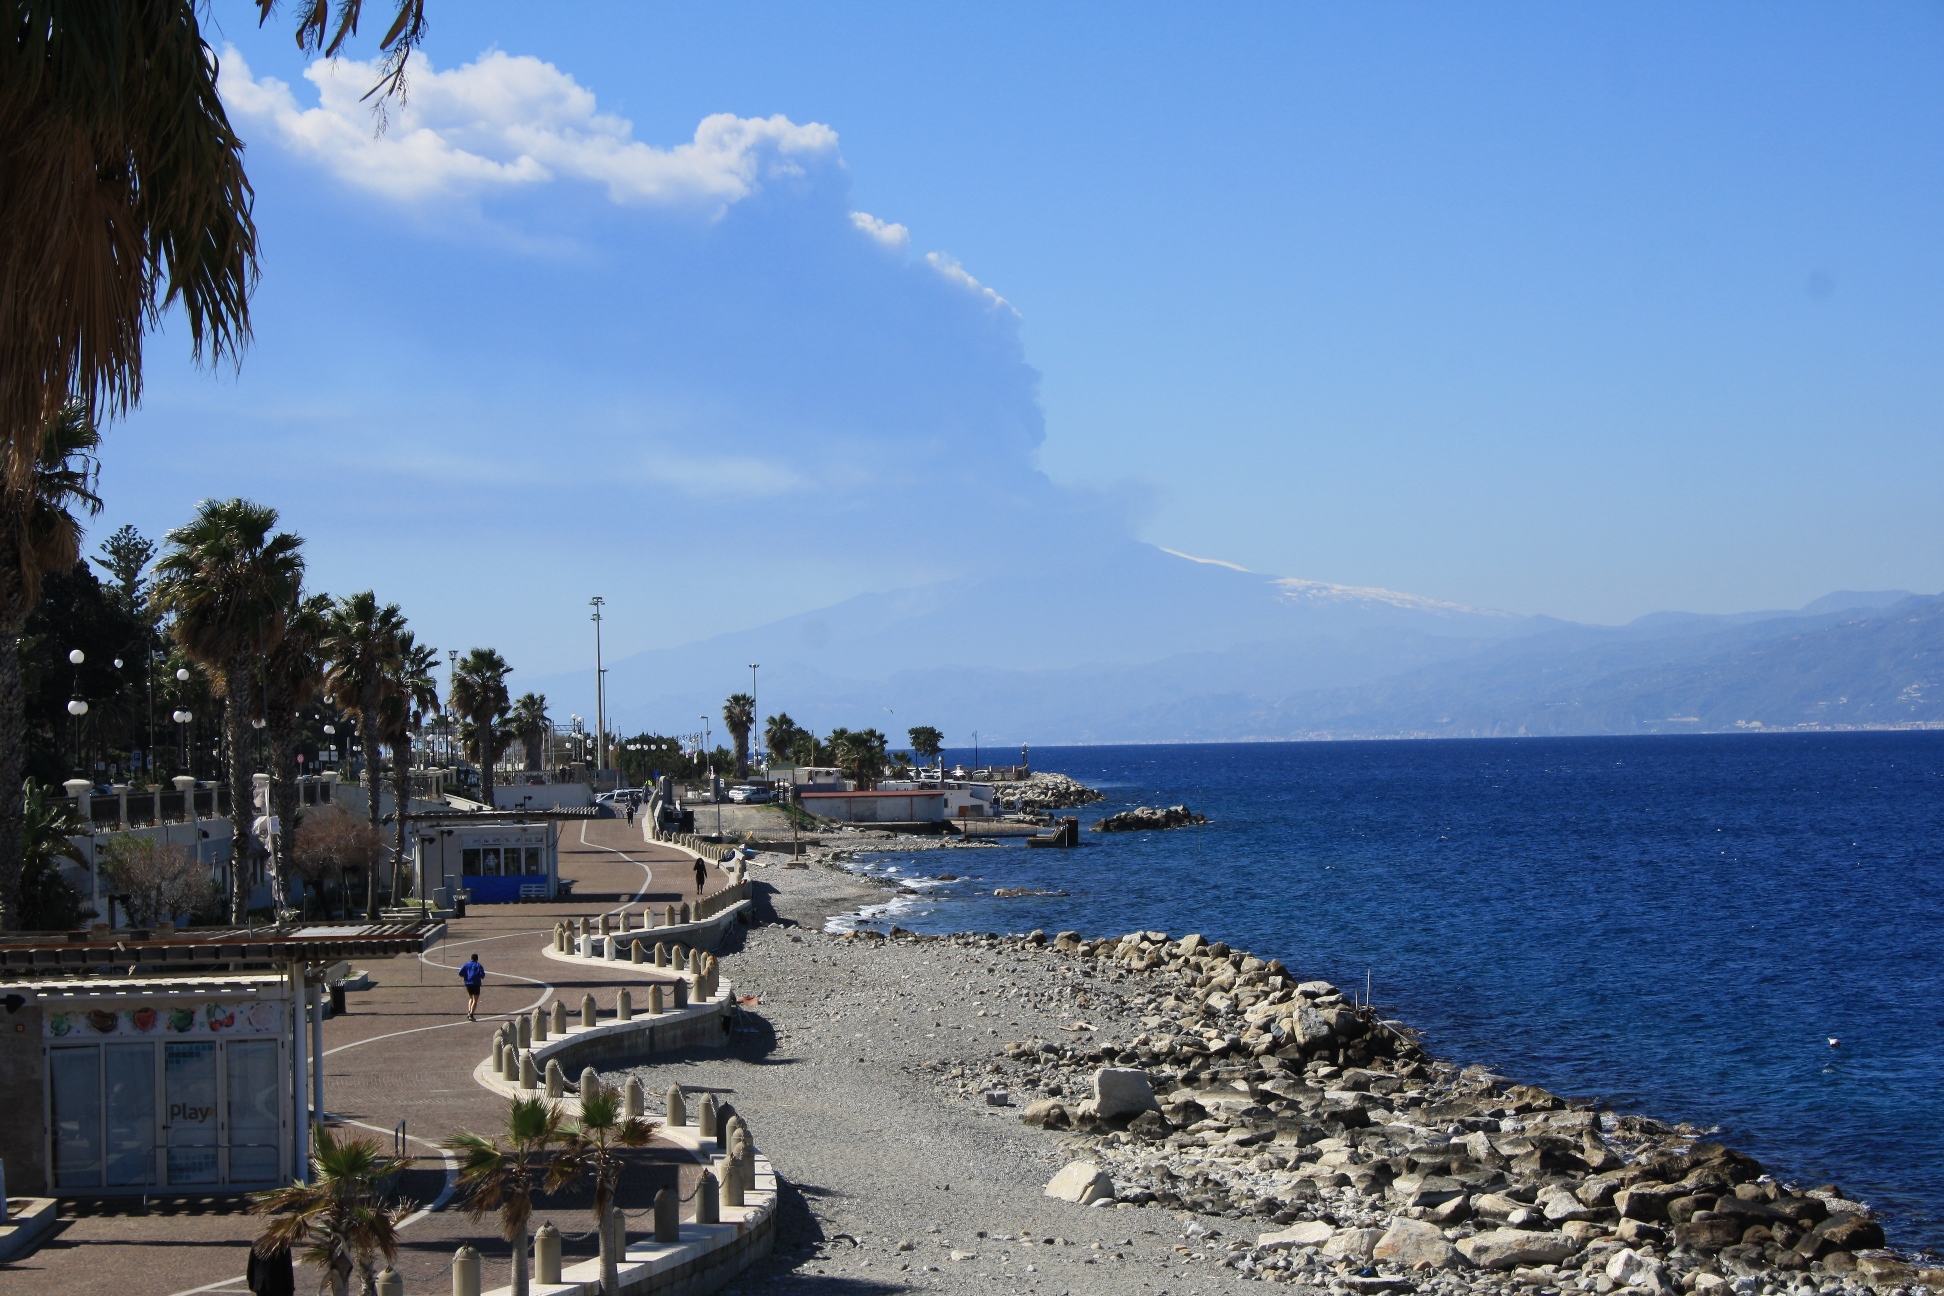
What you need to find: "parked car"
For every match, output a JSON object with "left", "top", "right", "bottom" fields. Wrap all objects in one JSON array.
[{"left": 725, "top": 785, "right": 772, "bottom": 804}]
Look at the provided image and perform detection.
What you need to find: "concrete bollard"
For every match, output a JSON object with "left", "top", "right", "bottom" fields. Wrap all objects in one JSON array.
[
  {"left": 553, "top": 923, "right": 565, "bottom": 952},
  {"left": 492, "top": 1034, "right": 504, "bottom": 1074},
  {"left": 663, "top": 904, "right": 675, "bottom": 927},
  {"left": 679, "top": 902, "right": 691, "bottom": 924},
  {"left": 672, "top": 944, "right": 688, "bottom": 968},
  {"left": 453, "top": 1245, "right": 481, "bottom": 1296},
  {"left": 648, "top": 983, "right": 664, "bottom": 1015},
  {"left": 531, "top": 1006, "right": 548, "bottom": 1043},
  {"left": 666, "top": 1085, "right": 686, "bottom": 1127},
  {"left": 551, "top": 1000, "right": 567, "bottom": 1036},
  {"left": 577, "top": 933, "right": 591, "bottom": 959},
  {"left": 545, "top": 1058, "right": 565, "bottom": 1098},
  {"left": 721, "top": 1153, "right": 745, "bottom": 1207},
  {"left": 625, "top": 1075, "right": 645, "bottom": 1118},
  {"left": 375, "top": 1268, "right": 403, "bottom": 1296},
  {"left": 519, "top": 1051, "right": 538, "bottom": 1090},
  {"left": 630, "top": 938, "right": 644, "bottom": 965},
  {"left": 518, "top": 1013, "right": 533, "bottom": 1049},
  {"left": 698, "top": 1093, "right": 718, "bottom": 1141},
  {"left": 534, "top": 1221, "right": 562, "bottom": 1283},
  {"left": 603, "top": 934, "right": 617, "bottom": 963},
  {"left": 729, "top": 1123, "right": 755, "bottom": 1190},
  {"left": 653, "top": 1187, "right": 680, "bottom": 1242},
  {"left": 646, "top": 907, "right": 657, "bottom": 929},
  {"left": 671, "top": 978, "right": 687, "bottom": 1009},
  {"left": 694, "top": 1169, "right": 719, "bottom": 1224},
  {"left": 579, "top": 915, "right": 591, "bottom": 937},
  {"left": 617, "top": 987, "right": 633, "bottom": 1021},
  {"left": 687, "top": 948, "right": 699, "bottom": 974},
  {"left": 581, "top": 993, "right": 597, "bottom": 1028},
  {"left": 580, "top": 1066, "right": 602, "bottom": 1103},
  {"left": 599, "top": 912, "right": 611, "bottom": 936}
]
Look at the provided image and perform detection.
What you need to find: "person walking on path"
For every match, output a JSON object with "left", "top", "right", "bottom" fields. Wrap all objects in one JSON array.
[
  {"left": 626, "top": 802, "right": 635, "bottom": 826},
  {"left": 693, "top": 856, "right": 707, "bottom": 893},
  {"left": 459, "top": 952, "right": 486, "bottom": 1021}
]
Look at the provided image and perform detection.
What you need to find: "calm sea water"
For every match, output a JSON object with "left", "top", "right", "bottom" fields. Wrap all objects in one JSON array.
[{"left": 838, "top": 733, "right": 1944, "bottom": 1249}]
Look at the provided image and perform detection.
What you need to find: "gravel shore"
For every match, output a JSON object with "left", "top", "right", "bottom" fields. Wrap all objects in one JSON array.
[{"left": 598, "top": 858, "right": 1931, "bottom": 1296}]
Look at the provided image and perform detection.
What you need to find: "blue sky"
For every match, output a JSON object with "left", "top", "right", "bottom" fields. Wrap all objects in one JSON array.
[{"left": 109, "top": 3, "right": 1944, "bottom": 685}]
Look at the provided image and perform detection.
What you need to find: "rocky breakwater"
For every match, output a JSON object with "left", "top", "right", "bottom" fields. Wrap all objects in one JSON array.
[
  {"left": 996, "top": 771, "right": 1107, "bottom": 812},
  {"left": 1094, "top": 804, "right": 1209, "bottom": 832},
  {"left": 964, "top": 928, "right": 1925, "bottom": 1296}
]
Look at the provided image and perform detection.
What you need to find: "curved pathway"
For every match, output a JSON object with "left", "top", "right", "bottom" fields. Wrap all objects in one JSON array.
[{"left": 7, "top": 820, "right": 736, "bottom": 1296}]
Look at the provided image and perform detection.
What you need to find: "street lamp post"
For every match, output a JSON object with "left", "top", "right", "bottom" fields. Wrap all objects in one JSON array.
[
  {"left": 747, "top": 662, "right": 760, "bottom": 770},
  {"left": 590, "top": 596, "right": 606, "bottom": 776}
]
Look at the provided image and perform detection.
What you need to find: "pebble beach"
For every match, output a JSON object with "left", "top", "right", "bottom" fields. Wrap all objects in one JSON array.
[{"left": 614, "top": 852, "right": 1937, "bottom": 1296}]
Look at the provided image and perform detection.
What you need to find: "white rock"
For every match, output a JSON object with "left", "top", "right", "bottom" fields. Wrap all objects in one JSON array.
[
  {"left": 1319, "top": 1227, "right": 1384, "bottom": 1263},
  {"left": 1044, "top": 1161, "right": 1115, "bottom": 1206},
  {"left": 1259, "top": 1221, "right": 1335, "bottom": 1249},
  {"left": 1092, "top": 1067, "right": 1161, "bottom": 1121},
  {"left": 1455, "top": 1228, "right": 1579, "bottom": 1270},
  {"left": 1606, "top": 1247, "right": 1674, "bottom": 1295}
]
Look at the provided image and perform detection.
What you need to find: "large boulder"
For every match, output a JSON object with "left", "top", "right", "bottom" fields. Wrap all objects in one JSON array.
[
  {"left": 1373, "top": 1219, "right": 1469, "bottom": 1271},
  {"left": 1259, "top": 1220, "right": 1336, "bottom": 1250},
  {"left": 1044, "top": 1161, "right": 1115, "bottom": 1206},
  {"left": 1390, "top": 1174, "right": 1466, "bottom": 1208},
  {"left": 1674, "top": 1216, "right": 1745, "bottom": 1252},
  {"left": 1093, "top": 804, "right": 1208, "bottom": 832},
  {"left": 1456, "top": 1228, "right": 1579, "bottom": 1270},
  {"left": 1092, "top": 1068, "right": 1162, "bottom": 1122},
  {"left": 1794, "top": 1212, "right": 1885, "bottom": 1259},
  {"left": 1019, "top": 1099, "right": 1071, "bottom": 1129},
  {"left": 1607, "top": 1248, "right": 1676, "bottom": 1296},
  {"left": 1616, "top": 1183, "right": 1686, "bottom": 1222}
]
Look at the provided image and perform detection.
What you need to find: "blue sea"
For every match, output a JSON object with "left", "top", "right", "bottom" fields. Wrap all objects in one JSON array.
[{"left": 838, "top": 733, "right": 1944, "bottom": 1250}]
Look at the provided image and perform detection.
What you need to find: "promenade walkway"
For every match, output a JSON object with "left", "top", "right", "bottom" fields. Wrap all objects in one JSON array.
[{"left": 5, "top": 820, "right": 737, "bottom": 1296}]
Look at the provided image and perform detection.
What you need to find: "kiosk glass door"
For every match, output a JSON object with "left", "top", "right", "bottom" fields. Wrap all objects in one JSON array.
[
  {"left": 164, "top": 1041, "right": 220, "bottom": 1184},
  {"left": 104, "top": 1043, "right": 158, "bottom": 1186}
]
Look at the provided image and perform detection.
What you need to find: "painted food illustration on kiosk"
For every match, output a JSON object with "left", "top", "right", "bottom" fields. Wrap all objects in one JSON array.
[
  {"left": 44, "top": 999, "right": 287, "bottom": 1037},
  {"left": 168, "top": 1007, "right": 197, "bottom": 1033},
  {"left": 46, "top": 1012, "right": 71, "bottom": 1036},
  {"left": 247, "top": 1001, "right": 281, "bottom": 1031},
  {"left": 88, "top": 1009, "right": 118, "bottom": 1033},
  {"left": 131, "top": 1006, "right": 158, "bottom": 1032},
  {"left": 203, "top": 1003, "right": 236, "bottom": 1031}
]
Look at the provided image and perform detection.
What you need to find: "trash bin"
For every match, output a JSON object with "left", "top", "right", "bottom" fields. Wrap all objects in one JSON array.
[
  {"left": 454, "top": 894, "right": 467, "bottom": 919},
  {"left": 329, "top": 982, "right": 347, "bottom": 1016}
]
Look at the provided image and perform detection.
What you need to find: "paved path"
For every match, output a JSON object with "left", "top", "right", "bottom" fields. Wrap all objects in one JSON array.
[{"left": 4, "top": 820, "right": 737, "bottom": 1296}]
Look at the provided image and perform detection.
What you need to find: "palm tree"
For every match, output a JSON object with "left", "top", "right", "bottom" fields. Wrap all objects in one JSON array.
[
  {"left": 763, "top": 712, "right": 804, "bottom": 769},
  {"left": 510, "top": 693, "right": 550, "bottom": 773},
  {"left": 17, "top": 779, "right": 87, "bottom": 930},
  {"left": 0, "top": 403, "right": 100, "bottom": 930},
  {"left": 379, "top": 632, "right": 438, "bottom": 905},
  {"left": 320, "top": 592, "right": 404, "bottom": 918},
  {"left": 1, "top": 0, "right": 435, "bottom": 480},
  {"left": 447, "top": 1097, "right": 568, "bottom": 1296},
  {"left": 250, "top": 1122, "right": 411, "bottom": 1296},
  {"left": 722, "top": 693, "right": 755, "bottom": 779},
  {"left": 548, "top": 1086, "right": 654, "bottom": 1296},
  {"left": 449, "top": 649, "right": 512, "bottom": 809},
  {"left": 152, "top": 499, "right": 304, "bottom": 922},
  {"left": 260, "top": 592, "right": 330, "bottom": 915}
]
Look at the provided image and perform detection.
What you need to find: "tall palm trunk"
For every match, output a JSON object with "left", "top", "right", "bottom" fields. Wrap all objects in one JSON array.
[
  {"left": 510, "top": 1220, "right": 530, "bottom": 1296},
  {"left": 268, "top": 710, "right": 299, "bottom": 915},
  {"left": 389, "top": 737, "right": 411, "bottom": 905},
  {"left": 0, "top": 610, "right": 26, "bottom": 930},
  {"left": 477, "top": 730, "right": 496, "bottom": 810},
  {"left": 597, "top": 1187, "right": 619, "bottom": 1296},
  {"left": 223, "top": 668, "right": 256, "bottom": 921},
  {"left": 359, "top": 707, "right": 382, "bottom": 920}
]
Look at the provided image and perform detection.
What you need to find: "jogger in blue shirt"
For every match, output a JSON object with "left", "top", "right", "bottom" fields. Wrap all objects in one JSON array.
[{"left": 460, "top": 953, "right": 486, "bottom": 1021}]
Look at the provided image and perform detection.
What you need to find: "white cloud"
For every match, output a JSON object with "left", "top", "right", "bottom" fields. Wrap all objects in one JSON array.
[
  {"left": 925, "top": 251, "right": 1014, "bottom": 313},
  {"left": 219, "top": 46, "right": 840, "bottom": 212},
  {"left": 849, "top": 210, "right": 910, "bottom": 252}
]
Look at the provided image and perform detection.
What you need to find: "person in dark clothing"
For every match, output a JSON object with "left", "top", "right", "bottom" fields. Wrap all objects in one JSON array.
[
  {"left": 459, "top": 953, "right": 486, "bottom": 1021},
  {"left": 247, "top": 1243, "right": 295, "bottom": 1296},
  {"left": 693, "top": 857, "right": 707, "bottom": 891}
]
